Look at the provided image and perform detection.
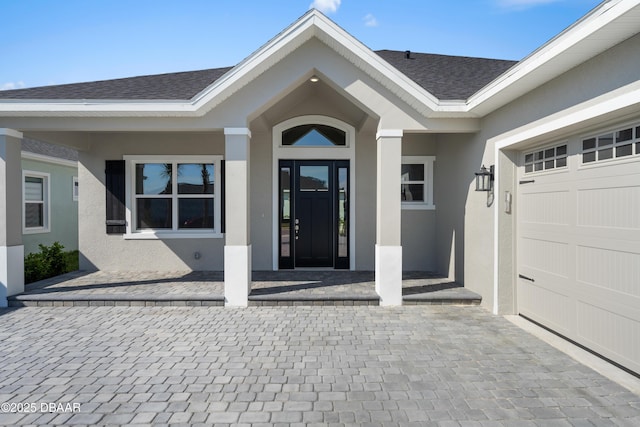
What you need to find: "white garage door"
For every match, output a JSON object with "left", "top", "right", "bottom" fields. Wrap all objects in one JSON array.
[{"left": 517, "top": 123, "right": 640, "bottom": 375}]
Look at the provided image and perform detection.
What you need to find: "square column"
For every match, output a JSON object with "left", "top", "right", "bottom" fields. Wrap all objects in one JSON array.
[
  {"left": 224, "top": 128, "right": 251, "bottom": 307},
  {"left": 0, "top": 129, "right": 25, "bottom": 307},
  {"left": 375, "top": 129, "right": 403, "bottom": 306}
]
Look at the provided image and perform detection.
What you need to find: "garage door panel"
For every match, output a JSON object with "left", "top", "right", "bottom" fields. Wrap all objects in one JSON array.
[
  {"left": 576, "top": 245, "right": 640, "bottom": 298},
  {"left": 519, "top": 237, "right": 569, "bottom": 278},
  {"left": 576, "top": 301, "right": 640, "bottom": 374},
  {"left": 520, "top": 190, "right": 570, "bottom": 225},
  {"left": 577, "top": 185, "right": 640, "bottom": 229},
  {"left": 518, "top": 282, "right": 573, "bottom": 336}
]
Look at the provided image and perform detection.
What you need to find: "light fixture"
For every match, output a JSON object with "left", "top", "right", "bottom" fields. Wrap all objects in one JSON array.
[
  {"left": 309, "top": 75, "right": 319, "bottom": 83},
  {"left": 474, "top": 164, "right": 494, "bottom": 192}
]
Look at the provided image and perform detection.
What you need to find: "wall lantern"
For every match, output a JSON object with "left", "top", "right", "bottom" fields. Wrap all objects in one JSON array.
[{"left": 475, "top": 164, "right": 494, "bottom": 192}]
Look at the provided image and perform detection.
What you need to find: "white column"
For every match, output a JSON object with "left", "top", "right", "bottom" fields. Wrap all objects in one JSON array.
[
  {"left": 0, "top": 129, "right": 25, "bottom": 308},
  {"left": 375, "top": 129, "right": 403, "bottom": 306},
  {"left": 224, "top": 128, "right": 251, "bottom": 307}
]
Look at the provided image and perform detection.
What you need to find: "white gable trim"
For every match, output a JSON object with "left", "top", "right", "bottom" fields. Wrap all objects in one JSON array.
[{"left": 21, "top": 151, "right": 77, "bottom": 168}]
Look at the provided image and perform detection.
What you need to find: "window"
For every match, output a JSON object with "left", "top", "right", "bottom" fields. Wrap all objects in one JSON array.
[
  {"left": 72, "top": 176, "right": 79, "bottom": 201},
  {"left": 125, "top": 156, "right": 222, "bottom": 237},
  {"left": 582, "top": 124, "right": 640, "bottom": 164},
  {"left": 401, "top": 156, "right": 435, "bottom": 210},
  {"left": 524, "top": 144, "right": 567, "bottom": 173},
  {"left": 282, "top": 124, "right": 346, "bottom": 146},
  {"left": 23, "top": 171, "right": 50, "bottom": 233}
]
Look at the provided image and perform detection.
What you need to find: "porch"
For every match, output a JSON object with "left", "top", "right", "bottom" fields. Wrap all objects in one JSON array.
[{"left": 8, "top": 271, "right": 481, "bottom": 307}]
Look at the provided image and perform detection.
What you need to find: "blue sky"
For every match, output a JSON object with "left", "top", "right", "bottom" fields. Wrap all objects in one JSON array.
[{"left": 0, "top": 0, "right": 601, "bottom": 90}]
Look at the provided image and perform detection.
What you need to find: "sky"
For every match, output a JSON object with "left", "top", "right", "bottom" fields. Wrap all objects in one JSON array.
[{"left": 0, "top": 0, "right": 602, "bottom": 91}]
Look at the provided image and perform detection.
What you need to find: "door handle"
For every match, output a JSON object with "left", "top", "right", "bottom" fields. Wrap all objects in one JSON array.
[{"left": 518, "top": 274, "right": 535, "bottom": 282}]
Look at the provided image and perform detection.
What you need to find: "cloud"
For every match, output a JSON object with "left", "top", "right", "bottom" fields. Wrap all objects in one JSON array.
[
  {"left": 0, "top": 81, "right": 25, "bottom": 91},
  {"left": 363, "top": 13, "right": 378, "bottom": 27},
  {"left": 496, "top": 0, "right": 561, "bottom": 9},
  {"left": 309, "top": 0, "right": 341, "bottom": 14}
]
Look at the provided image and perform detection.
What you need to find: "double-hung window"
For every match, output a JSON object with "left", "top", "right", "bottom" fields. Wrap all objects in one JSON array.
[
  {"left": 125, "top": 156, "right": 222, "bottom": 238},
  {"left": 401, "top": 156, "right": 435, "bottom": 210},
  {"left": 23, "top": 171, "right": 50, "bottom": 233}
]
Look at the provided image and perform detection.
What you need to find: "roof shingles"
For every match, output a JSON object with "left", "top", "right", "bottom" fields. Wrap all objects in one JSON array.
[{"left": 0, "top": 51, "right": 516, "bottom": 102}]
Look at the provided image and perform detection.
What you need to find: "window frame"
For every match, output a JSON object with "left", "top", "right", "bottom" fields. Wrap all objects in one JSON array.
[
  {"left": 581, "top": 123, "right": 640, "bottom": 165},
  {"left": 523, "top": 142, "right": 568, "bottom": 175},
  {"left": 123, "top": 155, "right": 223, "bottom": 239},
  {"left": 401, "top": 156, "right": 435, "bottom": 210},
  {"left": 22, "top": 170, "right": 51, "bottom": 234}
]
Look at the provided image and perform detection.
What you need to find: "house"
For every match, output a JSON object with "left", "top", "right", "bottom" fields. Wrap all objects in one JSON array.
[
  {"left": 0, "top": 2, "right": 639, "bottom": 374},
  {"left": 21, "top": 138, "right": 78, "bottom": 255}
]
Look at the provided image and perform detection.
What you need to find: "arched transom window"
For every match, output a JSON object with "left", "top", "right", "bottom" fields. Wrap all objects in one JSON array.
[{"left": 282, "top": 124, "right": 346, "bottom": 146}]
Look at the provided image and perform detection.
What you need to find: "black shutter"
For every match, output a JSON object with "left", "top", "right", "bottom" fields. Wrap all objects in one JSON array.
[
  {"left": 105, "top": 160, "right": 126, "bottom": 234},
  {"left": 220, "top": 160, "right": 225, "bottom": 233}
]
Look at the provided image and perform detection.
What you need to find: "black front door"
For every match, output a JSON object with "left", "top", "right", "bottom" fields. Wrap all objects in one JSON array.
[{"left": 279, "top": 160, "right": 349, "bottom": 269}]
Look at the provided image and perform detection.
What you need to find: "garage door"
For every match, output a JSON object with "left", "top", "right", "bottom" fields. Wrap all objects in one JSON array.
[{"left": 517, "top": 123, "right": 640, "bottom": 375}]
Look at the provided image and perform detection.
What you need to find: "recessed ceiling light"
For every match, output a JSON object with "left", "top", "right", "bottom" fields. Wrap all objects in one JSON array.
[{"left": 310, "top": 76, "right": 319, "bottom": 82}]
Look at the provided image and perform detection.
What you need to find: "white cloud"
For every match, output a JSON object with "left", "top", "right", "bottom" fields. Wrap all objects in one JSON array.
[
  {"left": 497, "top": 0, "right": 561, "bottom": 9},
  {"left": 0, "top": 81, "right": 25, "bottom": 91},
  {"left": 363, "top": 13, "right": 378, "bottom": 27},
  {"left": 309, "top": 0, "right": 341, "bottom": 14}
]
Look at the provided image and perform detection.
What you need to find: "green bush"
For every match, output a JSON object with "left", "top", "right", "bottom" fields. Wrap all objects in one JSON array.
[{"left": 24, "top": 242, "right": 76, "bottom": 284}]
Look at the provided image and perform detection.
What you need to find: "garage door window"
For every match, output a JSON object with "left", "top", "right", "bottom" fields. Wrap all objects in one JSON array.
[
  {"left": 524, "top": 144, "right": 567, "bottom": 173},
  {"left": 582, "top": 124, "right": 640, "bottom": 164}
]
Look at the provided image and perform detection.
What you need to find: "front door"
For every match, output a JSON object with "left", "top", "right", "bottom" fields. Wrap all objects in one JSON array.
[{"left": 279, "top": 160, "right": 349, "bottom": 269}]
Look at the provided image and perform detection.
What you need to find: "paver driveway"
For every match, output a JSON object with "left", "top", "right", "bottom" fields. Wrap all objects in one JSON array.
[{"left": 0, "top": 305, "right": 638, "bottom": 426}]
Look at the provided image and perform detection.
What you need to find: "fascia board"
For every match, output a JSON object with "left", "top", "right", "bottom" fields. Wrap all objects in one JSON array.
[
  {"left": 468, "top": 0, "right": 640, "bottom": 115},
  {"left": 21, "top": 151, "right": 77, "bottom": 168}
]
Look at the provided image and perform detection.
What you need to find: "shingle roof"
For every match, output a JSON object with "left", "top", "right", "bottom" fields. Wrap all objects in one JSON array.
[
  {"left": 0, "top": 50, "right": 516, "bottom": 102},
  {"left": 22, "top": 138, "right": 78, "bottom": 162},
  {"left": 0, "top": 67, "right": 232, "bottom": 101},
  {"left": 377, "top": 50, "right": 517, "bottom": 100}
]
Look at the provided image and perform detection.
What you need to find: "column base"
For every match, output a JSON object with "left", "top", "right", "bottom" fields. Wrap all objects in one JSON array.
[
  {"left": 224, "top": 245, "right": 252, "bottom": 307},
  {"left": 375, "top": 244, "right": 402, "bottom": 306},
  {"left": 1, "top": 245, "right": 24, "bottom": 308}
]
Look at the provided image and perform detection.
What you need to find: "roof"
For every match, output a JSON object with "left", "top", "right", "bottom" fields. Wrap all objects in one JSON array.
[
  {"left": 22, "top": 138, "right": 78, "bottom": 162},
  {"left": 0, "top": 67, "right": 232, "bottom": 101},
  {"left": 0, "top": 51, "right": 515, "bottom": 102},
  {"left": 376, "top": 50, "right": 517, "bottom": 100}
]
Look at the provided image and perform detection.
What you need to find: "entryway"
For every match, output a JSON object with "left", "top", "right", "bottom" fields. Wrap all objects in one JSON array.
[{"left": 278, "top": 160, "right": 349, "bottom": 269}]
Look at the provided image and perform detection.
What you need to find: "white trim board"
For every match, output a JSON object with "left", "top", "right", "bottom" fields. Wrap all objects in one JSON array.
[{"left": 22, "top": 151, "right": 77, "bottom": 168}]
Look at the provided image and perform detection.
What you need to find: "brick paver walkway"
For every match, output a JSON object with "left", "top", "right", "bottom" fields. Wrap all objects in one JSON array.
[{"left": 0, "top": 305, "right": 638, "bottom": 426}]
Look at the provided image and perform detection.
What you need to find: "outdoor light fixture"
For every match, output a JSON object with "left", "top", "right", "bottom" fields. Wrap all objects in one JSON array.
[
  {"left": 475, "top": 165, "right": 495, "bottom": 207},
  {"left": 309, "top": 75, "right": 319, "bottom": 82},
  {"left": 475, "top": 164, "right": 494, "bottom": 192}
]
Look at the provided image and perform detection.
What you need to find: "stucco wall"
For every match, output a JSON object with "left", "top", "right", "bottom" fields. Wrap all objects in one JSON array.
[
  {"left": 79, "top": 132, "right": 225, "bottom": 271},
  {"left": 21, "top": 158, "right": 78, "bottom": 254},
  {"left": 462, "top": 32, "right": 640, "bottom": 312}
]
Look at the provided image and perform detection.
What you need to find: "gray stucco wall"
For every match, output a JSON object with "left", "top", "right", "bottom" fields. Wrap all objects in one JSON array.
[
  {"left": 79, "top": 132, "right": 225, "bottom": 271},
  {"left": 21, "top": 158, "right": 78, "bottom": 255}
]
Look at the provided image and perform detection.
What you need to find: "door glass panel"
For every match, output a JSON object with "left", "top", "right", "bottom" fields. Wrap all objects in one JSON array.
[
  {"left": 177, "top": 164, "right": 214, "bottom": 194},
  {"left": 280, "top": 167, "right": 291, "bottom": 258},
  {"left": 338, "top": 167, "right": 348, "bottom": 258},
  {"left": 299, "top": 166, "right": 329, "bottom": 191}
]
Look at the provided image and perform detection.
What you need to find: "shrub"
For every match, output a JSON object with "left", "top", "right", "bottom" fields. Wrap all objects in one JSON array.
[{"left": 24, "top": 242, "right": 69, "bottom": 284}]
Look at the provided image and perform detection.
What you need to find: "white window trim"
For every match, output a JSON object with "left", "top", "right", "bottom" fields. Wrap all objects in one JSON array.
[
  {"left": 123, "top": 155, "right": 223, "bottom": 240},
  {"left": 401, "top": 156, "right": 435, "bottom": 210},
  {"left": 72, "top": 176, "right": 79, "bottom": 201},
  {"left": 22, "top": 170, "right": 51, "bottom": 234},
  {"left": 272, "top": 115, "right": 356, "bottom": 270}
]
